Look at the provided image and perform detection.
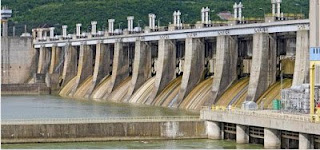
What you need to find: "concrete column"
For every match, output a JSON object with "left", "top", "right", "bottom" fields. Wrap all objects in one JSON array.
[
  {"left": 85, "top": 42, "right": 112, "bottom": 97},
  {"left": 177, "top": 11, "right": 181, "bottom": 27},
  {"left": 276, "top": 0, "right": 282, "bottom": 18},
  {"left": 62, "top": 25, "right": 67, "bottom": 38},
  {"left": 91, "top": 21, "right": 97, "bottom": 35},
  {"left": 310, "top": 0, "right": 320, "bottom": 47},
  {"left": 146, "top": 39, "right": 176, "bottom": 105},
  {"left": 38, "top": 29, "right": 43, "bottom": 40},
  {"left": 69, "top": 44, "right": 93, "bottom": 95},
  {"left": 49, "top": 27, "right": 55, "bottom": 39},
  {"left": 233, "top": 3, "right": 238, "bottom": 19},
  {"left": 76, "top": 23, "right": 81, "bottom": 37},
  {"left": 61, "top": 44, "right": 78, "bottom": 87},
  {"left": 201, "top": 8, "right": 205, "bottom": 23},
  {"left": 238, "top": 3, "right": 243, "bottom": 21},
  {"left": 246, "top": 33, "right": 277, "bottom": 102},
  {"left": 2, "top": 20, "right": 8, "bottom": 37},
  {"left": 107, "top": 42, "right": 130, "bottom": 94},
  {"left": 126, "top": 40, "right": 152, "bottom": 100},
  {"left": 299, "top": 133, "right": 312, "bottom": 149},
  {"left": 127, "top": 16, "right": 134, "bottom": 32},
  {"left": 236, "top": 125, "right": 249, "bottom": 144},
  {"left": 152, "top": 14, "right": 156, "bottom": 29},
  {"left": 209, "top": 35, "right": 238, "bottom": 105},
  {"left": 207, "top": 121, "right": 221, "bottom": 140},
  {"left": 108, "top": 19, "right": 115, "bottom": 34},
  {"left": 149, "top": 14, "right": 153, "bottom": 29},
  {"left": 292, "top": 30, "right": 309, "bottom": 86},
  {"left": 271, "top": 0, "right": 276, "bottom": 16},
  {"left": 174, "top": 38, "right": 205, "bottom": 107},
  {"left": 173, "top": 11, "right": 177, "bottom": 26},
  {"left": 264, "top": 128, "right": 281, "bottom": 149}
]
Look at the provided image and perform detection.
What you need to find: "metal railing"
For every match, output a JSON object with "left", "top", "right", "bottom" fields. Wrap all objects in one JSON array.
[
  {"left": 201, "top": 108, "right": 312, "bottom": 123},
  {"left": 1, "top": 116, "right": 200, "bottom": 125}
]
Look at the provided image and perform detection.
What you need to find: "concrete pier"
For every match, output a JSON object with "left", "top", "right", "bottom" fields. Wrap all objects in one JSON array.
[
  {"left": 236, "top": 124, "right": 249, "bottom": 144},
  {"left": 85, "top": 42, "right": 112, "bottom": 97},
  {"left": 211, "top": 35, "right": 238, "bottom": 105},
  {"left": 61, "top": 44, "right": 77, "bottom": 87},
  {"left": 48, "top": 46, "right": 57, "bottom": 74},
  {"left": 174, "top": 38, "right": 205, "bottom": 107},
  {"left": 147, "top": 39, "right": 176, "bottom": 105},
  {"left": 264, "top": 128, "right": 281, "bottom": 149},
  {"left": 107, "top": 42, "right": 130, "bottom": 94},
  {"left": 126, "top": 40, "right": 152, "bottom": 100},
  {"left": 206, "top": 121, "right": 221, "bottom": 140},
  {"left": 37, "top": 46, "right": 51, "bottom": 74},
  {"left": 292, "top": 30, "right": 309, "bottom": 86},
  {"left": 246, "top": 33, "right": 276, "bottom": 102},
  {"left": 69, "top": 44, "right": 93, "bottom": 95},
  {"left": 299, "top": 133, "right": 312, "bottom": 149}
]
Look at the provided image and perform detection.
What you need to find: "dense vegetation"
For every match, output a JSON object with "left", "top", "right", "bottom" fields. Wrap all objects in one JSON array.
[{"left": 3, "top": 0, "right": 309, "bottom": 35}]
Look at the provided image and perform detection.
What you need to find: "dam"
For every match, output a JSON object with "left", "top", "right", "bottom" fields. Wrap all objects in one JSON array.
[
  {"left": 30, "top": 19, "right": 310, "bottom": 110},
  {"left": 1, "top": 0, "right": 320, "bottom": 149}
]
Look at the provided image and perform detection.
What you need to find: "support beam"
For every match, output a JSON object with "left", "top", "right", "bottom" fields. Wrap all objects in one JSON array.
[
  {"left": 210, "top": 35, "right": 238, "bottom": 105},
  {"left": 236, "top": 125, "right": 249, "bottom": 144},
  {"left": 69, "top": 44, "right": 93, "bottom": 95},
  {"left": 246, "top": 33, "right": 276, "bottom": 102},
  {"left": 126, "top": 40, "right": 152, "bottom": 101},
  {"left": 299, "top": 133, "right": 312, "bottom": 149},
  {"left": 174, "top": 38, "right": 205, "bottom": 107},
  {"left": 61, "top": 44, "right": 78, "bottom": 87},
  {"left": 206, "top": 121, "right": 221, "bottom": 140},
  {"left": 292, "top": 30, "right": 309, "bottom": 86},
  {"left": 146, "top": 39, "right": 176, "bottom": 105},
  {"left": 85, "top": 42, "right": 112, "bottom": 97},
  {"left": 264, "top": 128, "right": 281, "bottom": 149},
  {"left": 106, "top": 42, "right": 130, "bottom": 94}
]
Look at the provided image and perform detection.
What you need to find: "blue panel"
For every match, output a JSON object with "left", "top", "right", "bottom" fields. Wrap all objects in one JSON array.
[{"left": 310, "top": 47, "right": 320, "bottom": 61}]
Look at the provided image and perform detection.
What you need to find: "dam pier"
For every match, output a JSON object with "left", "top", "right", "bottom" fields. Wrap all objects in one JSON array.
[{"left": 1, "top": 0, "right": 320, "bottom": 149}]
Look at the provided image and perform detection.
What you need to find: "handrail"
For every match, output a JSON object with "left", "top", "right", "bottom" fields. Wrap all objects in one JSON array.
[
  {"left": 201, "top": 109, "right": 311, "bottom": 123},
  {"left": 1, "top": 116, "right": 200, "bottom": 125}
]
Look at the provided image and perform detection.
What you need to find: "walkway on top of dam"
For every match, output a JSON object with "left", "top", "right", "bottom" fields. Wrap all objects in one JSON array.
[
  {"left": 201, "top": 108, "right": 320, "bottom": 135},
  {"left": 34, "top": 19, "right": 310, "bottom": 48},
  {"left": 2, "top": 116, "right": 200, "bottom": 125}
]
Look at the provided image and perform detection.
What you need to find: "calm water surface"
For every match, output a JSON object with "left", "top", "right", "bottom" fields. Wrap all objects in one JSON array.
[
  {"left": 1, "top": 95, "right": 263, "bottom": 149},
  {"left": 2, "top": 139, "right": 263, "bottom": 149},
  {"left": 1, "top": 95, "right": 197, "bottom": 120}
]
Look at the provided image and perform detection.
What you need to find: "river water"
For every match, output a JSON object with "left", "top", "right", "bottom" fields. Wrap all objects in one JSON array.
[{"left": 1, "top": 95, "right": 263, "bottom": 149}]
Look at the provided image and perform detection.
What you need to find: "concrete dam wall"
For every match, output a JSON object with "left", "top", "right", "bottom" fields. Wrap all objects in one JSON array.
[
  {"left": 32, "top": 29, "right": 311, "bottom": 111},
  {"left": 2, "top": 120, "right": 206, "bottom": 143}
]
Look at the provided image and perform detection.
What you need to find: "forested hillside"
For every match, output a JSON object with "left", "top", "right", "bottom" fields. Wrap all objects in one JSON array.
[{"left": 2, "top": 0, "right": 309, "bottom": 35}]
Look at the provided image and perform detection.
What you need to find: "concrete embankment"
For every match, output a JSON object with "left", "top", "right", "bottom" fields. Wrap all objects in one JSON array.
[
  {"left": 1, "top": 83, "right": 50, "bottom": 95},
  {"left": 1, "top": 117, "right": 206, "bottom": 144}
]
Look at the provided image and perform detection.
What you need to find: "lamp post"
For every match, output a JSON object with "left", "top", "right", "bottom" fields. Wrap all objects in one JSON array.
[
  {"left": 158, "top": 17, "right": 162, "bottom": 28},
  {"left": 118, "top": 22, "right": 123, "bottom": 29},
  {"left": 138, "top": 20, "right": 143, "bottom": 28}
]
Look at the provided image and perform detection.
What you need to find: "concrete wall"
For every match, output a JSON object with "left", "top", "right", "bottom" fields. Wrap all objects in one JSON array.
[
  {"left": 1, "top": 121, "right": 206, "bottom": 144},
  {"left": 1, "top": 83, "right": 50, "bottom": 95},
  {"left": 1, "top": 37, "right": 34, "bottom": 84}
]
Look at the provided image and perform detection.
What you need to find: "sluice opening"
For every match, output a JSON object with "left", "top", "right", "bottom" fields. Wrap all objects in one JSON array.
[
  {"left": 151, "top": 42, "right": 158, "bottom": 77},
  {"left": 315, "top": 135, "right": 320, "bottom": 149},
  {"left": 223, "top": 123, "right": 236, "bottom": 141},
  {"left": 281, "top": 131, "right": 299, "bottom": 149},
  {"left": 249, "top": 126, "right": 264, "bottom": 145}
]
